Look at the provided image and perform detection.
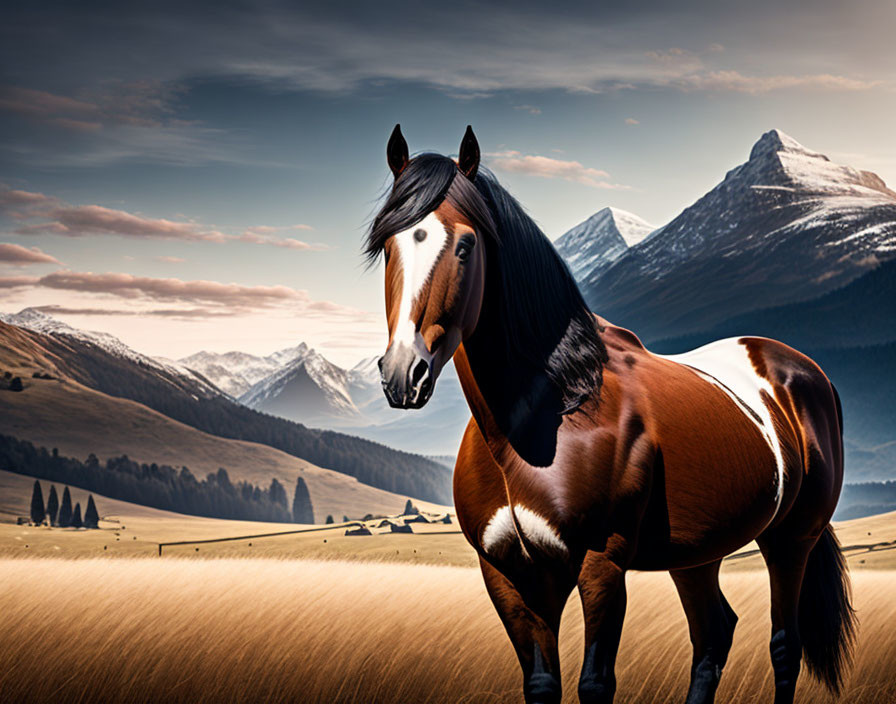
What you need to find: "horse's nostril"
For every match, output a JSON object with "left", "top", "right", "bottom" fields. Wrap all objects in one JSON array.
[{"left": 411, "top": 358, "right": 429, "bottom": 387}]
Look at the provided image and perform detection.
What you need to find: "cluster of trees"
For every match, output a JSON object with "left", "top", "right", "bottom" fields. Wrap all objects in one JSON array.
[
  {"left": 29, "top": 480, "right": 99, "bottom": 528},
  {"left": 2, "top": 435, "right": 315, "bottom": 524},
  {"left": 39, "top": 334, "right": 453, "bottom": 503},
  {"left": 1, "top": 370, "right": 24, "bottom": 392}
]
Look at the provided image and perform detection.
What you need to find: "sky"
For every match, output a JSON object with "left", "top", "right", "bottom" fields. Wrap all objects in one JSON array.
[{"left": 1, "top": 0, "right": 894, "bottom": 366}]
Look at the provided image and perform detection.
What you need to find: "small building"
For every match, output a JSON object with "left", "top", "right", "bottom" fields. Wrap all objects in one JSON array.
[
  {"left": 345, "top": 526, "right": 372, "bottom": 536},
  {"left": 390, "top": 523, "right": 413, "bottom": 534}
]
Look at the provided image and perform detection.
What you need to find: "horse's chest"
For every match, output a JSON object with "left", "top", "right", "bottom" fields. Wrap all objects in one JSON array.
[{"left": 479, "top": 502, "right": 570, "bottom": 562}]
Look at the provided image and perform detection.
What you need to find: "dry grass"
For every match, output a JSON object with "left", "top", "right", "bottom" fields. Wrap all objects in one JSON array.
[{"left": 0, "top": 559, "right": 894, "bottom": 703}]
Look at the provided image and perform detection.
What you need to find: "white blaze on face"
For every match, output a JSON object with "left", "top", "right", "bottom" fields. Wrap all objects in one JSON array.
[
  {"left": 657, "top": 338, "right": 787, "bottom": 524},
  {"left": 392, "top": 212, "right": 450, "bottom": 348}
]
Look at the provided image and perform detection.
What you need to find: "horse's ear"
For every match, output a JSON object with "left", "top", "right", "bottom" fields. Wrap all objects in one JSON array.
[
  {"left": 387, "top": 124, "right": 409, "bottom": 179},
  {"left": 457, "top": 125, "right": 480, "bottom": 181}
]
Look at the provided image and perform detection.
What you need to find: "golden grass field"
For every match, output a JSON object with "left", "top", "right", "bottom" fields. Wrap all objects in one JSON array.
[
  {"left": 0, "top": 558, "right": 894, "bottom": 704},
  {"left": 2, "top": 465, "right": 896, "bottom": 702}
]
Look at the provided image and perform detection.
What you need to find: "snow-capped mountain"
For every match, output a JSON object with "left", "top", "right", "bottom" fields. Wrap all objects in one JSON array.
[
  {"left": 239, "top": 347, "right": 360, "bottom": 423},
  {"left": 574, "top": 129, "right": 896, "bottom": 343},
  {"left": 178, "top": 346, "right": 308, "bottom": 397},
  {"left": 554, "top": 207, "right": 654, "bottom": 280},
  {"left": 0, "top": 308, "right": 220, "bottom": 396}
]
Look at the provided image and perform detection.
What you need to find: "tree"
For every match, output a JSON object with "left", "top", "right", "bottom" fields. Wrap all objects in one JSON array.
[
  {"left": 84, "top": 495, "right": 100, "bottom": 529},
  {"left": 269, "top": 478, "right": 288, "bottom": 508},
  {"left": 46, "top": 485, "right": 59, "bottom": 526},
  {"left": 70, "top": 502, "right": 83, "bottom": 529},
  {"left": 325, "top": 515, "right": 334, "bottom": 524},
  {"left": 58, "top": 487, "right": 73, "bottom": 527},
  {"left": 292, "top": 476, "right": 313, "bottom": 523},
  {"left": 9, "top": 376, "right": 23, "bottom": 392},
  {"left": 30, "top": 480, "right": 45, "bottom": 525},
  {"left": 403, "top": 499, "right": 419, "bottom": 516}
]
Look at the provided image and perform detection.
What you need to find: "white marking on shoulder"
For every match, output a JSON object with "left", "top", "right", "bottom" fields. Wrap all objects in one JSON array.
[
  {"left": 392, "top": 212, "right": 449, "bottom": 347},
  {"left": 657, "top": 338, "right": 786, "bottom": 522},
  {"left": 481, "top": 504, "right": 568, "bottom": 559}
]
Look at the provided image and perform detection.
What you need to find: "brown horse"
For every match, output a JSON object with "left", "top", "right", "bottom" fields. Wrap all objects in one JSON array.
[{"left": 367, "top": 125, "right": 856, "bottom": 704}]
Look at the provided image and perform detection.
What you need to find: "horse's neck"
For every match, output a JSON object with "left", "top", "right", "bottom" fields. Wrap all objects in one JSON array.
[{"left": 454, "top": 275, "right": 565, "bottom": 468}]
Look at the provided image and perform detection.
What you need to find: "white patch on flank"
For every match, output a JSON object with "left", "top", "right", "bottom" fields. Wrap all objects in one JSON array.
[
  {"left": 481, "top": 504, "right": 568, "bottom": 559},
  {"left": 392, "top": 212, "right": 449, "bottom": 347},
  {"left": 658, "top": 338, "right": 786, "bottom": 522}
]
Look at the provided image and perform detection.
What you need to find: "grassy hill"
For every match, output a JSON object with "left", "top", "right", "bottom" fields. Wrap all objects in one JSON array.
[{"left": 0, "top": 320, "right": 453, "bottom": 504}]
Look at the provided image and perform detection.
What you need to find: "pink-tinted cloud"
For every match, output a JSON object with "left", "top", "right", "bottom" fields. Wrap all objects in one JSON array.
[
  {"left": 2, "top": 187, "right": 321, "bottom": 251},
  {"left": 487, "top": 151, "right": 630, "bottom": 190},
  {"left": 38, "top": 270, "right": 306, "bottom": 309},
  {"left": 0, "top": 243, "right": 62, "bottom": 266},
  {"left": 154, "top": 256, "right": 186, "bottom": 263},
  {"left": 0, "top": 275, "right": 40, "bottom": 289}
]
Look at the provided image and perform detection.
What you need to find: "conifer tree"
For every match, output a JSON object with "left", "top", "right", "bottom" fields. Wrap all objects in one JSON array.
[
  {"left": 403, "top": 499, "right": 419, "bottom": 515},
  {"left": 84, "top": 495, "right": 100, "bottom": 529},
  {"left": 291, "top": 476, "right": 313, "bottom": 523},
  {"left": 70, "top": 502, "right": 83, "bottom": 528},
  {"left": 30, "top": 480, "right": 45, "bottom": 525},
  {"left": 46, "top": 485, "right": 59, "bottom": 526},
  {"left": 325, "top": 515, "right": 334, "bottom": 524},
  {"left": 58, "top": 486, "right": 73, "bottom": 527}
]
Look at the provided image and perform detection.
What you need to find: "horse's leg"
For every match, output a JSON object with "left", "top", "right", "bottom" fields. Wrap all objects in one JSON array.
[
  {"left": 577, "top": 551, "right": 627, "bottom": 704},
  {"left": 479, "top": 555, "right": 571, "bottom": 704},
  {"left": 757, "top": 536, "right": 813, "bottom": 704},
  {"left": 669, "top": 559, "right": 738, "bottom": 704}
]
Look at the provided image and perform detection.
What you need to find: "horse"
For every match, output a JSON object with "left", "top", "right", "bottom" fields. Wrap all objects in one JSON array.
[{"left": 367, "top": 124, "right": 856, "bottom": 704}]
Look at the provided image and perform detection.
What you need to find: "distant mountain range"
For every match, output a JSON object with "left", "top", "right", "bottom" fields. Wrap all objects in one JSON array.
[
  {"left": 173, "top": 338, "right": 469, "bottom": 456},
  {"left": 0, "top": 310, "right": 453, "bottom": 504},
  {"left": 572, "top": 129, "right": 896, "bottom": 343}
]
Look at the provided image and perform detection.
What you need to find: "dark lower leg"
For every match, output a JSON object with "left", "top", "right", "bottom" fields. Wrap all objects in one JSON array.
[
  {"left": 479, "top": 556, "right": 570, "bottom": 704},
  {"left": 578, "top": 552, "right": 627, "bottom": 704},
  {"left": 670, "top": 561, "right": 738, "bottom": 704}
]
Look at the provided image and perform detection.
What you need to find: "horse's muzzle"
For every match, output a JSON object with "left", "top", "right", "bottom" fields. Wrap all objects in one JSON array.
[{"left": 378, "top": 342, "right": 435, "bottom": 409}]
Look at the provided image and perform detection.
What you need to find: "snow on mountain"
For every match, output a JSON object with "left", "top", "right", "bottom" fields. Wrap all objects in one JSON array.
[
  {"left": 574, "top": 129, "right": 896, "bottom": 343},
  {"left": 0, "top": 308, "right": 220, "bottom": 395},
  {"left": 177, "top": 348, "right": 305, "bottom": 397},
  {"left": 554, "top": 207, "right": 654, "bottom": 280},
  {"left": 238, "top": 347, "right": 360, "bottom": 424}
]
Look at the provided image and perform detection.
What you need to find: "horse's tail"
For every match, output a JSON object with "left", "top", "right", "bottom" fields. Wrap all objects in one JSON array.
[{"left": 798, "top": 524, "right": 857, "bottom": 696}]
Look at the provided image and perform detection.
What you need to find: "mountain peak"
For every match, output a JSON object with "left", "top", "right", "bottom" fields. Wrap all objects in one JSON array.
[{"left": 748, "top": 129, "right": 817, "bottom": 162}]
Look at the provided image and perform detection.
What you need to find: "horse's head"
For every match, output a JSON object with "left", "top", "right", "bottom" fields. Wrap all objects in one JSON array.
[{"left": 367, "top": 125, "right": 494, "bottom": 409}]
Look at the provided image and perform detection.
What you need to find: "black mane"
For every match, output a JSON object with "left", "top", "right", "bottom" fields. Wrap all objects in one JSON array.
[{"left": 366, "top": 154, "right": 607, "bottom": 420}]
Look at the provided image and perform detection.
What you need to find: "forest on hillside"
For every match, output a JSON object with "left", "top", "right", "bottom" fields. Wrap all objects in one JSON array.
[
  {"left": 0, "top": 434, "right": 302, "bottom": 523},
  {"left": 34, "top": 333, "right": 454, "bottom": 504}
]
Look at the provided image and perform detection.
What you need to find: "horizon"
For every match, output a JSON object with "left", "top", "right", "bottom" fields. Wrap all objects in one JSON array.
[{"left": 2, "top": 1, "right": 895, "bottom": 364}]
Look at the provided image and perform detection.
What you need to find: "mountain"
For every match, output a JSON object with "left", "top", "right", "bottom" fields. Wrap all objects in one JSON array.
[
  {"left": 575, "top": 129, "right": 896, "bottom": 343},
  {"left": 240, "top": 347, "right": 360, "bottom": 424},
  {"left": 0, "top": 316, "right": 453, "bottom": 503},
  {"left": 0, "top": 308, "right": 221, "bottom": 397},
  {"left": 554, "top": 207, "right": 654, "bottom": 280},
  {"left": 177, "top": 345, "right": 310, "bottom": 398}
]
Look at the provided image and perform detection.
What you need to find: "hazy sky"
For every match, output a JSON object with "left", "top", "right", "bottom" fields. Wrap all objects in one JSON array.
[{"left": 2, "top": 0, "right": 894, "bottom": 365}]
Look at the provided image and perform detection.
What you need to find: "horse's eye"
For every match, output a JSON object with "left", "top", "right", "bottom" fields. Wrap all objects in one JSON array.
[
  {"left": 413, "top": 228, "right": 427, "bottom": 243},
  {"left": 455, "top": 235, "right": 475, "bottom": 261}
]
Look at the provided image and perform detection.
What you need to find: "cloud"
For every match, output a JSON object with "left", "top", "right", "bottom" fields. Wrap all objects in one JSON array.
[
  {"left": 0, "top": 275, "right": 40, "bottom": 289},
  {"left": 0, "top": 268, "right": 367, "bottom": 322},
  {"left": 2, "top": 188, "right": 322, "bottom": 250},
  {"left": 625, "top": 117, "right": 640, "bottom": 125},
  {"left": 0, "top": 81, "right": 179, "bottom": 132},
  {"left": 37, "top": 271, "right": 305, "bottom": 309},
  {"left": 486, "top": 151, "right": 630, "bottom": 190},
  {"left": 513, "top": 104, "right": 542, "bottom": 115},
  {"left": 669, "top": 70, "right": 881, "bottom": 94},
  {"left": 0, "top": 243, "right": 62, "bottom": 266},
  {"left": 154, "top": 256, "right": 186, "bottom": 263}
]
